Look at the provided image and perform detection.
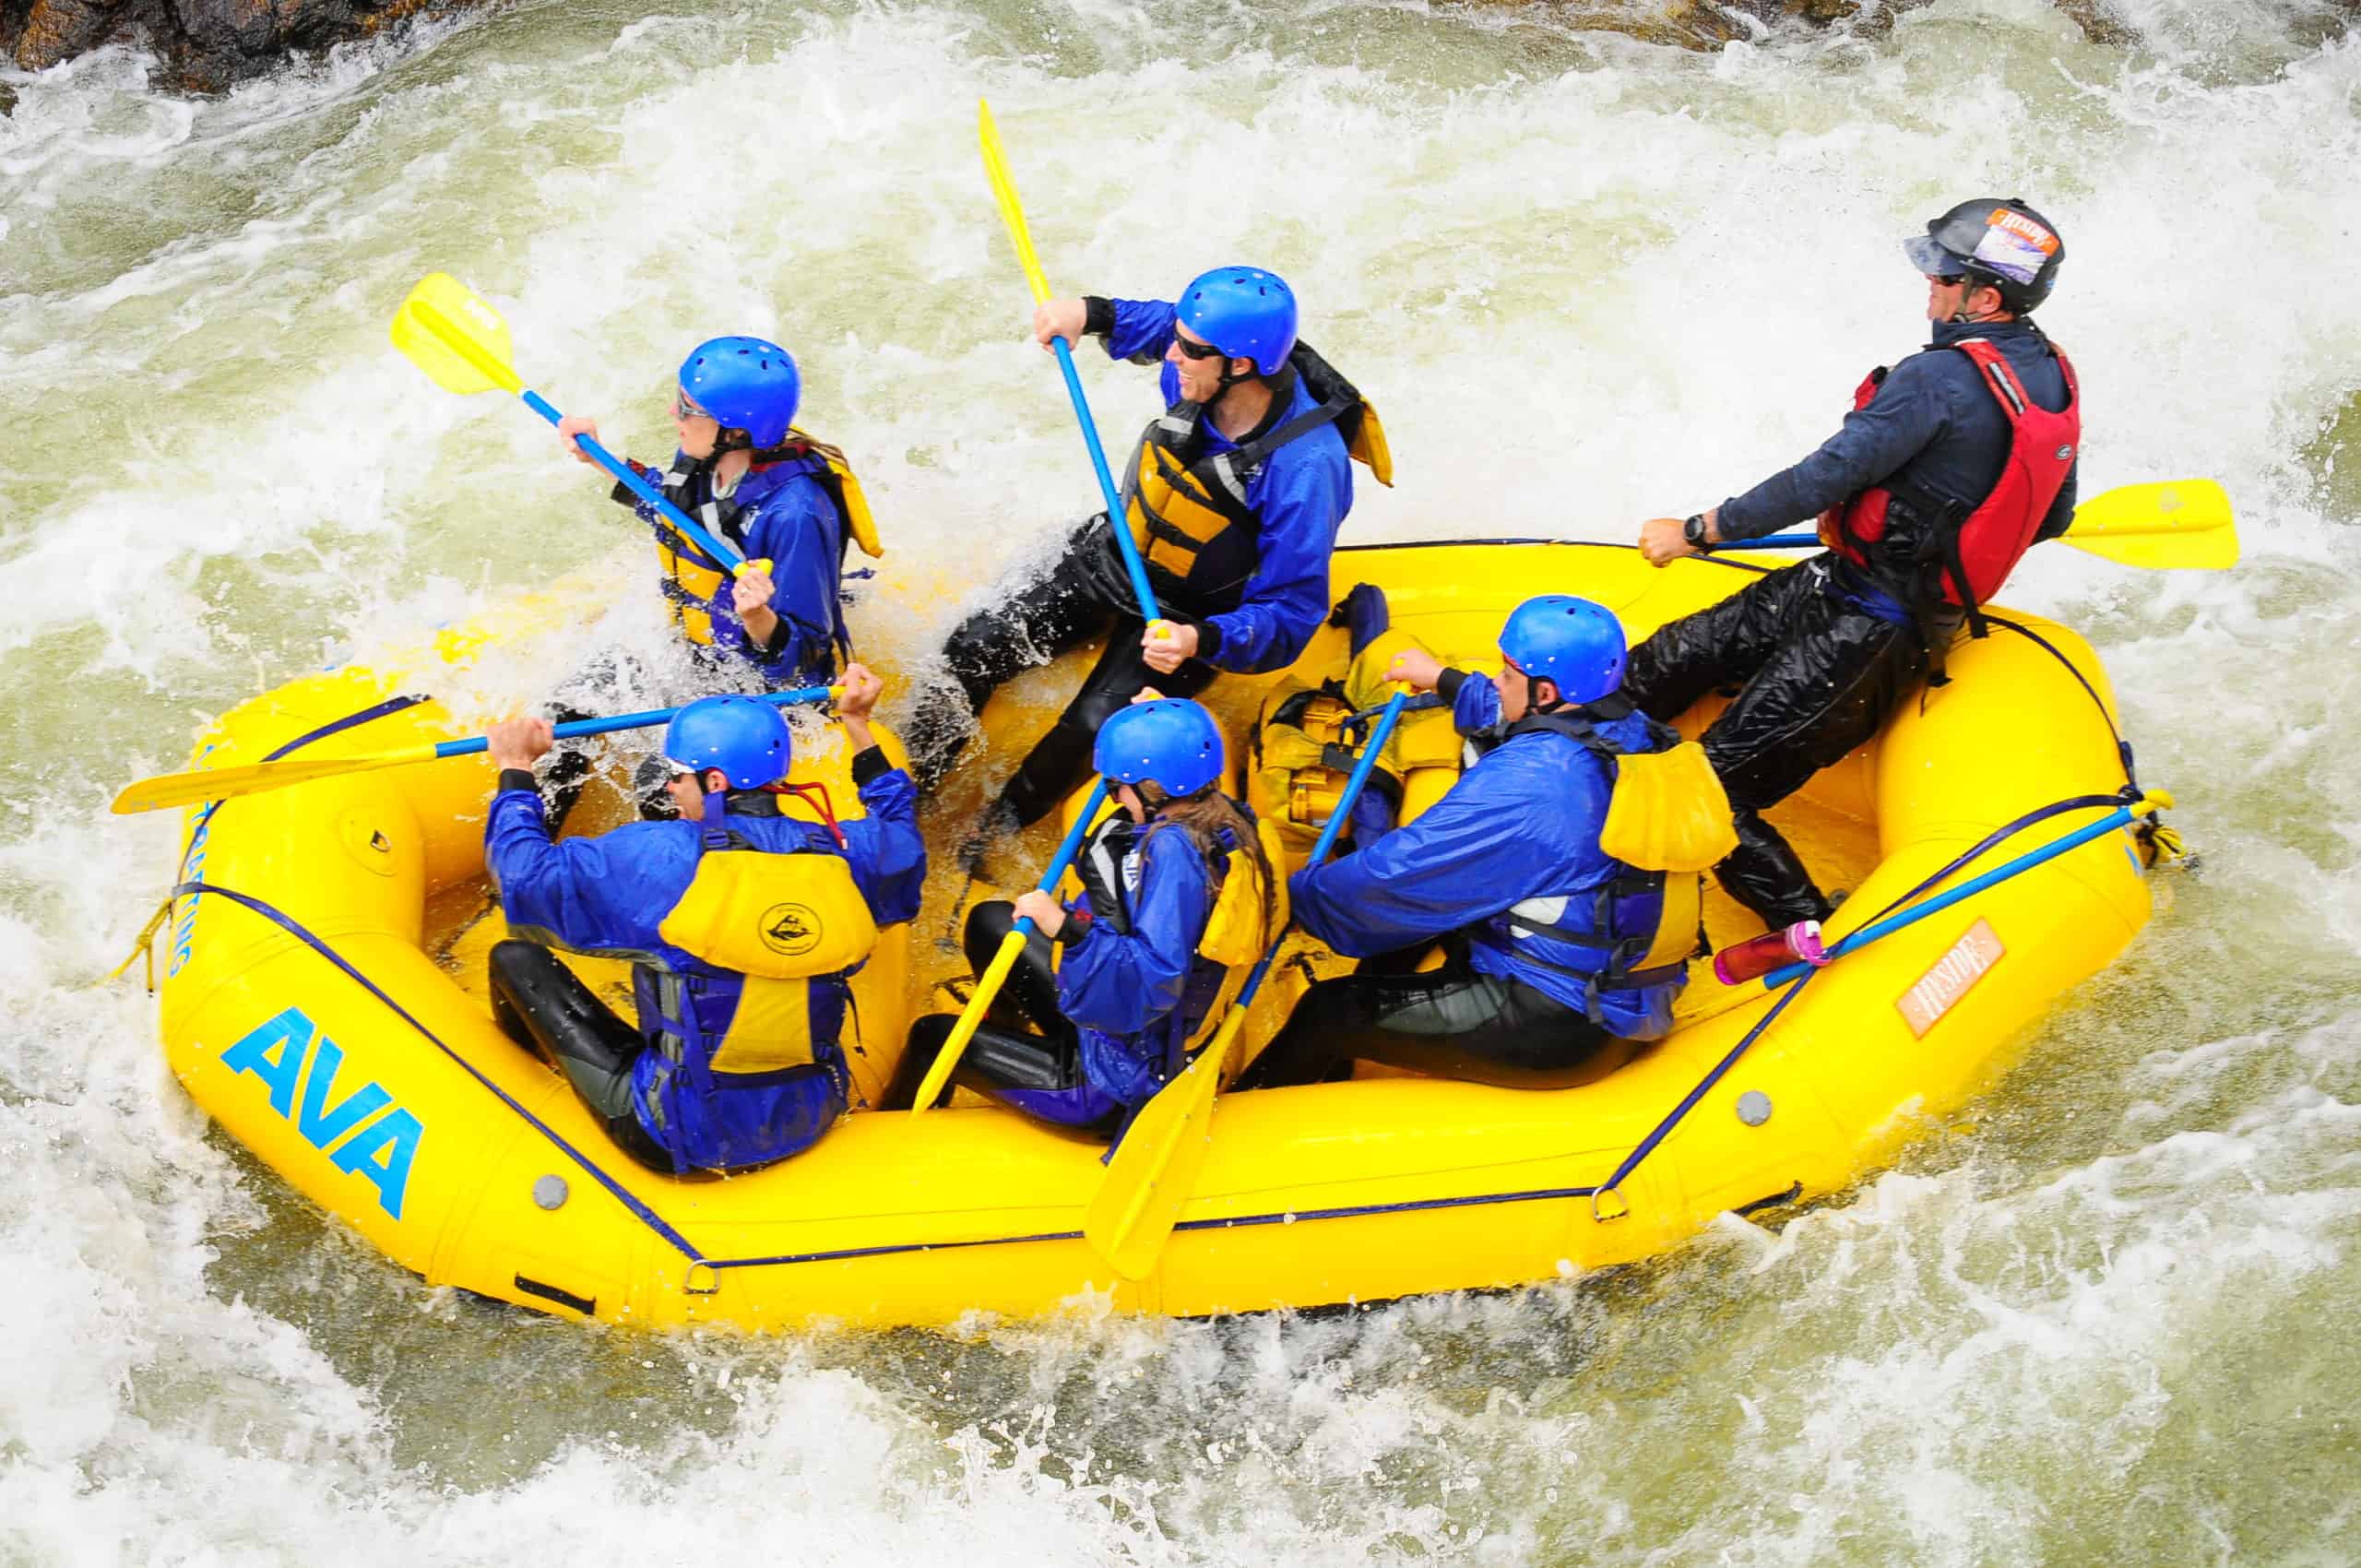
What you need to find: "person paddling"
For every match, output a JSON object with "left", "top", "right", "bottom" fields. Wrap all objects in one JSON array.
[
  {"left": 481, "top": 674, "right": 923, "bottom": 1174},
  {"left": 1626, "top": 197, "right": 2078, "bottom": 930},
  {"left": 1236, "top": 597, "right": 1722, "bottom": 1091},
  {"left": 557, "top": 337, "right": 879, "bottom": 688},
  {"left": 892, "top": 699, "right": 1278, "bottom": 1135},
  {"left": 906, "top": 267, "right": 1389, "bottom": 861}
]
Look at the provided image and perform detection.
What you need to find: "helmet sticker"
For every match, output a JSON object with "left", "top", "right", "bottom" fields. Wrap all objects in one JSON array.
[{"left": 1973, "top": 208, "right": 2058, "bottom": 285}]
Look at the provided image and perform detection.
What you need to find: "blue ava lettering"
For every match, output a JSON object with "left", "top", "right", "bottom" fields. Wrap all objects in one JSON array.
[{"left": 219, "top": 1007, "right": 423, "bottom": 1219}]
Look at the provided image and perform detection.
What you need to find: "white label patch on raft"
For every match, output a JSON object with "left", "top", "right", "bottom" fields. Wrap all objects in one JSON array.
[{"left": 1897, "top": 920, "right": 2006, "bottom": 1039}]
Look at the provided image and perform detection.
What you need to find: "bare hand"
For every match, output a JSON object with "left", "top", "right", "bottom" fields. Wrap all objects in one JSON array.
[
  {"left": 835, "top": 662, "right": 884, "bottom": 720},
  {"left": 1032, "top": 297, "right": 1089, "bottom": 351},
  {"left": 1014, "top": 888, "right": 1067, "bottom": 938},
  {"left": 556, "top": 413, "right": 602, "bottom": 468},
  {"left": 730, "top": 566, "right": 776, "bottom": 618},
  {"left": 488, "top": 717, "right": 555, "bottom": 772},
  {"left": 1384, "top": 647, "right": 1445, "bottom": 693},
  {"left": 1143, "top": 619, "right": 1199, "bottom": 675},
  {"left": 1639, "top": 516, "right": 1697, "bottom": 567}
]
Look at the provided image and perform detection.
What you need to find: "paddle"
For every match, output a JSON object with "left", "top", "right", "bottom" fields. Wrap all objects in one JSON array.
[
  {"left": 1084, "top": 691, "right": 1413, "bottom": 1280},
  {"left": 111, "top": 685, "right": 836, "bottom": 815},
  {"left": 1733, "top": 479, "right": 2236, "bottom": 570},
  {"left": 977, "top": 99, "right": 1163, "bottom": 623},
  {"left": 389, "top": 272, "right": 753, "bottom": 577},
  {"left": 907, "top": 778, "right": 1111, "bottom": 1117}
]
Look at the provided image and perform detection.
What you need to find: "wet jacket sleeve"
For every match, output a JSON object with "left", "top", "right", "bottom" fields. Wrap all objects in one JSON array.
[
  {"left": 715, "top": 477, "right": 841, "bottom": 681},
  {"left": 1195, "top": 449, "right": 1349, "bottom": 673},
  {"left": 837, "top": 752, "right": 927, "bottom": 927},
  {"left": 1104, "top": 298, "right": 1179, "bottom": 365},
  {"left": 1437, "top": 669, "right": 1501, "bottom": 732},
  {"left": 1056, "top": 829, "right": 1209, "bottom": 1037},
  {"left": 485, "top": 786, "right": 683, "bottom": 953},
  {"left": 1288, "top": 740, "right": 1609, "bottom": 957},
  {"left": 1715, "top": 356, "right": 1952, "bottom": 541}
]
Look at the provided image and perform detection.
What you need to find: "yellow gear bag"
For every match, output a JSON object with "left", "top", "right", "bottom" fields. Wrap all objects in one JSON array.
[{"left": 1252, "top": 631, "right": 1460, "bottom": 843}]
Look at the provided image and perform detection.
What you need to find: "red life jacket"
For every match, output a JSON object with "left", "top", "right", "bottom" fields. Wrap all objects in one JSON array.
[{"left": 1817, "top": 337, "right": 2081, "bottom": 625}]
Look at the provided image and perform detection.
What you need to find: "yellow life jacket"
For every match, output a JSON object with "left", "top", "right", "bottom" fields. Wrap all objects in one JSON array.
[
  {"left": 1121, "top": 341, "right": 1392, "bottom": 609},
  {"left": 1251, "top": 630, "right": 1459, "bottom": 848},
  {"left": 654, "top": 434, "right": 884, "bottom": 648},
  {"left": 655, "top": 835, "right": 880, "bottom": 1075}
]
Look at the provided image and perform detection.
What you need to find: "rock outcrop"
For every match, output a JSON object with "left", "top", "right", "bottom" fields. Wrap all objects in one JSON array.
[{"left": 1, "top": 0, "right": 491, "bottom": 92}]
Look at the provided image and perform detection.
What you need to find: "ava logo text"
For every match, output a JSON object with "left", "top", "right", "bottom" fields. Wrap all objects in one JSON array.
[{"left": 219, "top": 1007, "right": 423, "bottom": 1219}]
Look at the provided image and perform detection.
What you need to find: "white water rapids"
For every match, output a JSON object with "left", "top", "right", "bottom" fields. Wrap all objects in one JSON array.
[{"left": 6, "top": 0, "right": 2361, "bottom": 1560}]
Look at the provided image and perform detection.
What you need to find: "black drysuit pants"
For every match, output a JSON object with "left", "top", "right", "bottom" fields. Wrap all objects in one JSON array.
[
  {"left": 1621, "top": 559, "right": 1930, "bottom": 927},
  {"left": 905, "top": 517, "right": 1216, "bottom": 827}
]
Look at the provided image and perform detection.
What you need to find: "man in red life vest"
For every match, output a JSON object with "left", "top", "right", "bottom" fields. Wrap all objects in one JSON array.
[{"left": 1627, "top": 196, "right": 2079, "bottom": 929}]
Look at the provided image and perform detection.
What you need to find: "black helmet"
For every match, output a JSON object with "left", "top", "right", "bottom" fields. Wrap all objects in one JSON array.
[{"left": 1903, "top": 196, "right": 2065, "bottom": 315}]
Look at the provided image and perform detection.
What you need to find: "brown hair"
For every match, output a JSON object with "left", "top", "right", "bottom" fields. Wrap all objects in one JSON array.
[{"left": 1138, "top": 782, "right": 1278, "bottom": 944}]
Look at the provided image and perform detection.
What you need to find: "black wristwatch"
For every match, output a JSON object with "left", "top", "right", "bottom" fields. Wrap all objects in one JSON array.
[{"left": 1682, "top": 513, "right": 1713, "bottom": 552}]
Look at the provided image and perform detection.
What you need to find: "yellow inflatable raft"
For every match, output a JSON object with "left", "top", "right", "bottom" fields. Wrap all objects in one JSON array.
[{"left": 151, "top": 540, "right": 2165, "bottom": 1329}]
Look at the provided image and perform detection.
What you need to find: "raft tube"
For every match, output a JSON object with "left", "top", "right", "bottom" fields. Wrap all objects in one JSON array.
[{"left": 153, "top": 541, "right": 2158, "bottom": 1328}]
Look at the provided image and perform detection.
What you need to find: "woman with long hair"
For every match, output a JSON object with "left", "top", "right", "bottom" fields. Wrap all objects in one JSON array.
[{"left": 893, "top": 699, "right": 1275, "bottom": 1136}]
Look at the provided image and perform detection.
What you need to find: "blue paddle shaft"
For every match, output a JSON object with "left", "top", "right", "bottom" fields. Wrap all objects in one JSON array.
[
  {"left": 428, "top": 684, "right": 834, "bottom": 760},
  {"left": 517, "top": 388, "right": 748, "bottom": 574},
  {"left": 1048, "top": 335, "right": 1161, "bottom": 623},
  {"left": 1761, "top": 804, "right": 2138, "bottom": 988},
  {"left": 1739, "top": 534, "right": 1821, "bottom": 549},
  {"left": 1229, "top": 692, "right": 1411, "bottom": 1010},
  {"left": 1011, "top": 777, "right": 1113, "bottom": 940}
]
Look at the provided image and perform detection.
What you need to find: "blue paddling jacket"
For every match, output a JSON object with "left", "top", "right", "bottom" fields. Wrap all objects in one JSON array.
[
  {"left": 615, "top": 449, "right": 852, "bottom": 686},
  {"left": 1056, "top": 815, "right": 1234, "bottom": 1111},
  {"left": 486, "top": 747, "right": 925, "bottom": 1171},
  {"left": 1288, "top": 677, "right": 1683, "bottom": 1040}
]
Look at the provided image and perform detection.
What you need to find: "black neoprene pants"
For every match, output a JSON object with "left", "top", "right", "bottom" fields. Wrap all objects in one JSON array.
[
  {"left": 904, "top": 518, "right": 1216, "bottom": 827},
  {"left": 1621, "top": 559, "right": 1930, "bottom": 928},
  {"left": 488, "top": 940, "right": 676, "bottom": 1171},
  {"left": 1232, "top": 956, "right": 1632, "bottom": 1091},
  {"left": 887, "top": 902, "right": 1123, "bottom": 1134}
]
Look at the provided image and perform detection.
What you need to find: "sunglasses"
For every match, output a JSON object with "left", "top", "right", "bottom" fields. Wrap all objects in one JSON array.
[
  {"left": 1924, "top": 272, "right": 1969, "bottom": 287},
  {"left": 672, "top": 388, "right": 713, "bottom": 422},
  {"left": 1170, "top": 333, "right": 1228, "bottom": 362}
]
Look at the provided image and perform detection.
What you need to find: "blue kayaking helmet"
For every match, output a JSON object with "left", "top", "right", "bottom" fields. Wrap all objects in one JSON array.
[
  {"left": 677, "top": 336, "right": 801, "bottom": 449},
  {"left": 1176, "top": 267, "right": 1299, "bottom": 377},
  {"left": 1499, "top": 595, "right": 1626, "bottom": 706},
  {"left": 664, "top": 695, "right": 792, "bottom": 790},
  {"left": 1094, "top": 698, "right": 1225, "bottom": 799}
]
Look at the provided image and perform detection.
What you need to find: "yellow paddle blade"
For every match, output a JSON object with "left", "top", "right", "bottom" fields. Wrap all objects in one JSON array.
[
  {"left": 390, "top": 272, "right": 525, "bottom": 398},
  {"left": 978, "top": 99, "right": 1053, "bottom": 306},
  {"left": 1084, "top": 1008, "right": 1241, "bottom": 1279},
  {"left": 2061, "top": 479, "right": 2237, "bottom": 570},
  {"left": 908, "top": 928, "right": 1027, "bottom": 1117},
  {"left": 111, "top": 744, "right": 441, "bottom": 815}
]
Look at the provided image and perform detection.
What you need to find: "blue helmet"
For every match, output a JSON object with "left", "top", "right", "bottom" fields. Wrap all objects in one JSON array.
[
  {"left": 678, "top": 337, "right": 801, "bottom": 448},
  {"left": 663, "top": 695, "right": 792, "bottom": 790},
  {"left": 1499, "top": 595, "right": 1626, "bottom": 706},
  {"left": 1176, "top": 267, "right": 1299, "bottom": 377},
  {"left": 1094, "top": 698, "right": 1225, "bottom": 798}
]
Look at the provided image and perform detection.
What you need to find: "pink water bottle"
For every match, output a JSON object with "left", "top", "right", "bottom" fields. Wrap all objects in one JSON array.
[{"left": 1713, "top": 919, "right": 1830, "bottom": 986}]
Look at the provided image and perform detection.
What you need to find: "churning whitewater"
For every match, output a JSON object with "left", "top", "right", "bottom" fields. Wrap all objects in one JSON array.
[{"left": 6, "top": 0, "right": 2361, "bottom": 1560}]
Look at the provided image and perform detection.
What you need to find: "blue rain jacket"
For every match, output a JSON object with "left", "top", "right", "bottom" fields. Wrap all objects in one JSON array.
[
  {"left": 1100, "top": 297, "right": 1353, "bottom": 674},
  {"left": 1057, "top": 817, "right": 1226, "bottom": 1111},
  {"left": 486, "top": 754, "right": 925, "bottom": 1170},
  {"left": 1289, "top": 692, "right": 1682, "bottom": 1039},
  {"left": 1715, "top": 318, "right": 2079, "bottom": 548},
  {"left": 618, "top": 450, "right": 850, "bottom": 685}
]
